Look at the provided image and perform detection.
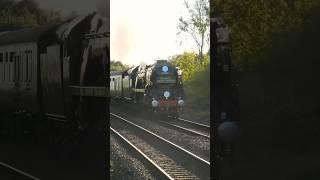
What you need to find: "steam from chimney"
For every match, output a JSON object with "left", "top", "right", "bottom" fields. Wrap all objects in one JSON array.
[{"left": 139, "top": 61, "right": 147, "bottom": 67}]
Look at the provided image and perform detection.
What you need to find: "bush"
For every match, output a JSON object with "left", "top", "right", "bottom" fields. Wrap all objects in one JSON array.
[
  {"left": 240, "top": 8, "right": 320, "bottom": 116},
  {"left": 170, "top": 52, "right": 210, "bottom": 109},
  {"left": 184, "top": 63, "right": 210, "bottom": 109}
]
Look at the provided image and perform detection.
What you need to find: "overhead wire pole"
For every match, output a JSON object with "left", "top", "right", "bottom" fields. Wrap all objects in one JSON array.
[
  {"left": 211, "top": 3, "right": 239, "bottom": 179},
  {"left": 211, "top": 17, "right": 223, "bottom": 180},
  {"left": 210, "top": 3, "right": 221, "bottom": 178}
]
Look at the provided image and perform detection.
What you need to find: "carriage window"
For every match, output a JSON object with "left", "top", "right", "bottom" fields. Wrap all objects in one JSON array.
[
  {"left": 10, "top": 52, "right": 16, "bottom": 82},
  {"left": 25, "top": 51, "right": 29, "bottom": 82},
  {"left": 9, "top": 53, "right": 14, "bottom": 62},
  {"left": 29, "top": 51, "right": 32, "bottom": 82},
  {"left": 14, "top": 55, "right": 18, "bottom": 82},
  {"left": 4, "top": 53, "right": 8, "bottom": 81},
  {"left": 3, "top": 53, "right": 6, "bottom": 81},
  {"left": 0, "top": 53, "right": 2, "bottom": 82},
  {"left": 18, "top": 56, "right": 21, "bottom": 82},
  {"left": 20, "top": 52, "right": 24, "bottom": 82}
]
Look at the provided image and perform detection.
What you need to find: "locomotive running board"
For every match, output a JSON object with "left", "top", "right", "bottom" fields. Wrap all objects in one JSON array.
[
  {"left": 69, "top": 86, "right": 109, "bottom": 97},
  {"left": 132, "top": 88, "right": 145, "bottom": 93}
]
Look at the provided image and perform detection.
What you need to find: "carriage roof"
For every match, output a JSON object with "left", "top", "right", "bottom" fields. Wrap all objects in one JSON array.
[
  {"left": 0, "top": 13, "right": 105, "bottom": 47},
  {"left": 0, "top": 24, "right": 58, "bottom": 46}
]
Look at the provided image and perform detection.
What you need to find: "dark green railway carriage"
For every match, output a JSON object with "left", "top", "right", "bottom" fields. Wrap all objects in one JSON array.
[{"left": 0, "top": 12, "right": 109, "bottom": 132}]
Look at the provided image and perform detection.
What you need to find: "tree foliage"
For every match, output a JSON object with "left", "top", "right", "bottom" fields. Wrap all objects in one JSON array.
[
  {"left": 170, "top": 52, "right": 209, "bottom": 83},
  {"left": 213, "top": 0, "right": 320, "bottom": 119},
  {"left": 214, "top": 0, "right": 320, "bottom": 71},
  {"left": 0, "top": 0, "right": 62, "bottom": 30},
  {"left": 178, "top": 0, "right": 210, "bottom": 65},
  {"left": 169, "top": 52, "right": 210, "bottom": 112},
  {"left": 110, "top": 61, "right": 130, "bottom": 72}
]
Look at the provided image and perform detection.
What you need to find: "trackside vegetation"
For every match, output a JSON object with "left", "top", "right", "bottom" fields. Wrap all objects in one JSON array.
[
  {"left": 214, "top": 0, "right": 320, "bottom": 179},
  {"left": 170, "top": 52, "right": 210, "bottom": 121}
]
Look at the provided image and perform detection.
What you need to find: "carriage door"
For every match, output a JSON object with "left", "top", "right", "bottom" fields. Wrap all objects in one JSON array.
[{"left": 40, "top": 45, "right": 65, "bottom": 117}]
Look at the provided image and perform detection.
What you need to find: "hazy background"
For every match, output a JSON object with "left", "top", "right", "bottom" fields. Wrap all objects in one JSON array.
[
  {"left": 111, "top": 0, "right": 200, "bottom": 66},
  {"left": 33, "top": 0, "right": 200, "bottom": 66}
]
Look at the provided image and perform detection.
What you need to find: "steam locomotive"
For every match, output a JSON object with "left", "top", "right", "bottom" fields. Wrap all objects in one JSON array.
[
  {"left": 110, "top": 60, "right": 185, "bottom": 116},
  {"left": 0, "top": 13, "right": 109, "bottom": 135}
]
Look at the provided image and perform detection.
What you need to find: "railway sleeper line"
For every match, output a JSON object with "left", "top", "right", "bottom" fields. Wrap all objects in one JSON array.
[
  {"left": 167, "top": 116, "right": 210, "bottom": 134},
  {"left": 111, "top": 128, "right": 199, "bottom": 180},
  {"left": 110, "top": 113, "right": 210, "bottom": 179},
  {"left": 110, "top": 110, "right": 210, "bottom": 161},
  {"left": 158, "top": 120, "right": 210, "bottom": 139},
  {"left": 111, "top": 128, "right": 173, "bottom": 180},
  {"left": 0, "top": 162, "right": 40, "bottom": 180},
  {"left": 110, "top": 109, "right": 209, "bottom": 138}
]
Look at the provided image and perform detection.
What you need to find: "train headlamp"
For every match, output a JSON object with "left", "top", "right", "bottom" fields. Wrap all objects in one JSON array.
[
  {"left": 151, "top": 100, "right": 159, "bottom": 107},
  {"left": 162, "top": 66, "right": 169, "bottom": 72},
  {"left": 164, "top": 91, "right": 170, "bottom": 98}
]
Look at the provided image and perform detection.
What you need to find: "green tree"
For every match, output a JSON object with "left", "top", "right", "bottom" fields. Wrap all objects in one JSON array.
[
  {"left": 110, "top": 61, "right": 130, "bottom": 72},
  {"left": 170, "top": 52, "right": 209, "bottom": 83},
  {"left": 214, "top": 0, "right": 320, "bottom": 71},
  {"left": 0, "top": 0, "right": 63, "bottom": 31},
  {"left": 178, "top": 0, "right": 210, "bottom": 65}
]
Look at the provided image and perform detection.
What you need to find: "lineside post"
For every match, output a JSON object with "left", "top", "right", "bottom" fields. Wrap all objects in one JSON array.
[{"left": 211, "top": 13, "right": 239, "bottom": 179}]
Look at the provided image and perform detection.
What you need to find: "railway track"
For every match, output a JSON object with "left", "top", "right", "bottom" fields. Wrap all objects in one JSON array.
[
  {"left": 110, "top": 113, "right": 210, "bottom": 180},
  {"left": 0, "top": 162, "right": 40, "bottom": 180},
  {"left": 110, "top": 107, "right": 210, "bottom": 139},
  {"left": 159, "top": 117, "right": 210, "bottom": 138},
  {"left": 170, "top": 116, "right": 210, "bottom": 133}
]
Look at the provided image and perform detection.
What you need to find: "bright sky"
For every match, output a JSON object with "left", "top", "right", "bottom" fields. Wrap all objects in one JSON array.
[{"left": 111, "top": 0, "right": 200, "bottom": 66}]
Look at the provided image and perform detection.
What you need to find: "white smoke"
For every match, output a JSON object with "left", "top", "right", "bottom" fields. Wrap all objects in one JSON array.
[{"left": 139, "top": 61, "right": 147, "bottom": 67}]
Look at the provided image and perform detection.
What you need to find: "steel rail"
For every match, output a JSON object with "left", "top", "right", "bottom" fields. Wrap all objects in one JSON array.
[
  {"left": 111, "top": 127, "right": 174, "bottom": 180},
  {"left": 0, "top": 162, "right": 41, "bottom": 180},
  {"left": 175, "top": 117, "right": 210, "bottom": 128},
  {"left": 110, "top": 113, "right": 210, "bottom": 179},
  {"left": 168, "top": 116, "right": 210, "bottom": 131},
  {"left": 158, "top": 120, "right": 210, "bottom": 139}
]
